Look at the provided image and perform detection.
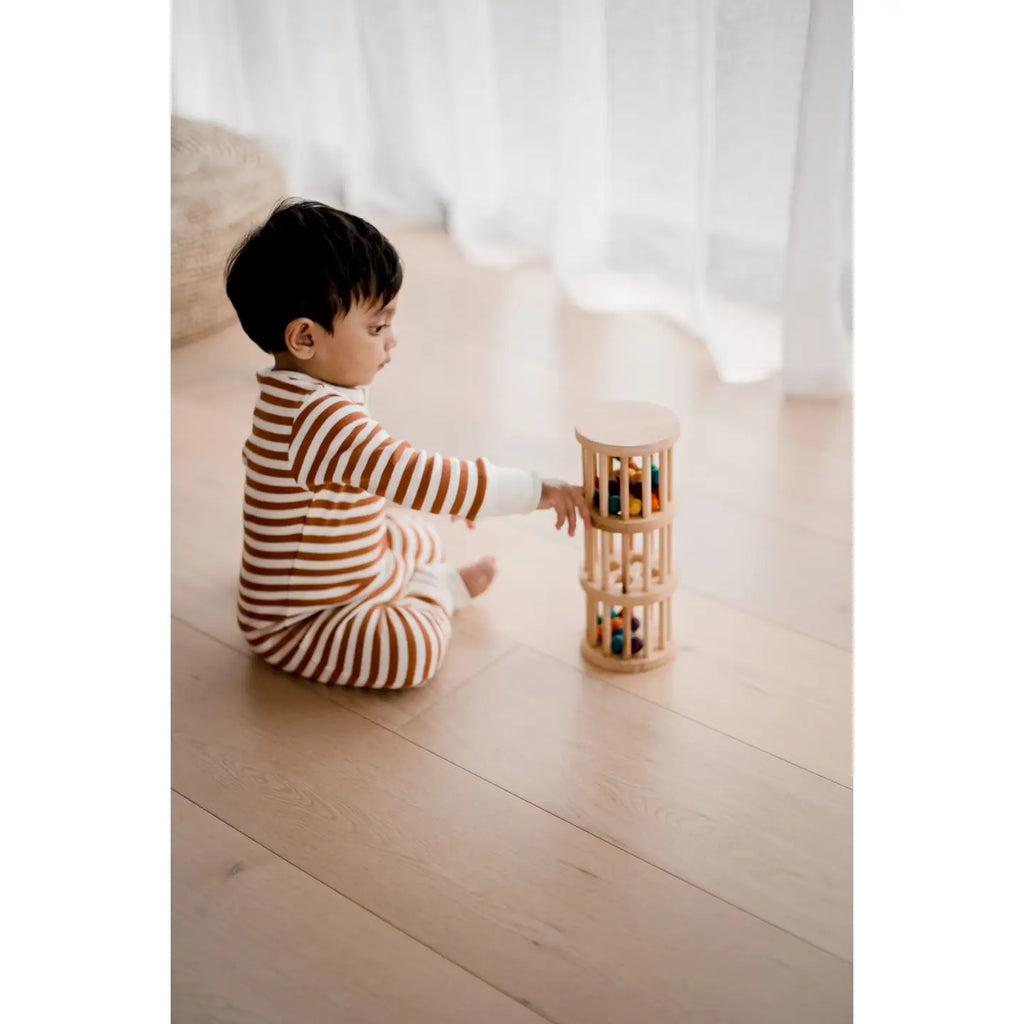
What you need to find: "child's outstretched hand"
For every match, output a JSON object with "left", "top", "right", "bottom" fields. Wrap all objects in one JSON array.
[{"left": 538, "top": 479, "right": 592, "bottom": 537}]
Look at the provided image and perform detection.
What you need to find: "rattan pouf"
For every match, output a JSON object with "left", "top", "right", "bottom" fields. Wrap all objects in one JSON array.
[{"left": 171, "top": 116, "right": 287, "bottom": 347}]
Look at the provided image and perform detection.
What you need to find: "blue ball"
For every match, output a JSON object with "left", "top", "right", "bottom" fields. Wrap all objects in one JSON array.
[
  {"left": 651, "top": 465, "right": 660, "bottom": 487},
  {"left": 608, "top": 493, "right": 621, "bottom": 515},
  {"left": 611, "top": 633, "right": 624, "bottom": 654}
]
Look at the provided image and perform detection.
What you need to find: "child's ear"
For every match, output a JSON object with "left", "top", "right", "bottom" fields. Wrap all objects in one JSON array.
[{"left": 283, "top": 318, "right": 317, "bottom": 361}]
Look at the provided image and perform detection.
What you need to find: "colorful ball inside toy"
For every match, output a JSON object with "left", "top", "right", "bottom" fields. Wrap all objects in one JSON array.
[
  {"left": 593, "top": 605, "right": 645, "bottom": 655},
  {"left": 629, "top": 496, "right": 642, "bottom": 516},
  {"left": 608, "top": 493, "right": 621, "bottom": 515},
  {"left": 608, "top": 475, "right": 620, "bottom": 494},
  {"left": 650, "top": 492, "right": 660, "bottom": 511},
  {"left": 651, "top": 465, "right": 659, "bottom": 487}
]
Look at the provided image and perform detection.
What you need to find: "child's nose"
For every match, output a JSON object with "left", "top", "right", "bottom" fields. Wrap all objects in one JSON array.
[{"left": 386, "top": 332, "right": 397, "bottom": 351}]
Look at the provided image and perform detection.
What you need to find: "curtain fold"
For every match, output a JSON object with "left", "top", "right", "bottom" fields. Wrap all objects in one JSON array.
[
  {"left": 782, "top": 0, "right": 853, "bottom": 395},
  {"left": 172, "top": 0, "right": 851, "bottom": 394}
]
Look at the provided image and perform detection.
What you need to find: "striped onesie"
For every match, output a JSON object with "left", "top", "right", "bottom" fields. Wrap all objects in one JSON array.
[{"left": 238, "top": 368, "right": 540, "bottom": 688}]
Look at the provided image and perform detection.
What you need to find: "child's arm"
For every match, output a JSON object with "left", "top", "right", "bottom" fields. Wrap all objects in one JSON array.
[
  {"left": 452, "top": 479, "right": 589, "bottom": 536},
  {"left": 289, "top": 394, "right": 541, "bottom": 521}
]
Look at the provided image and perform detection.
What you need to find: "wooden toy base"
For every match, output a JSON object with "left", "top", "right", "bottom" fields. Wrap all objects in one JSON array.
[{"left": 581, "top": 639, "right": 676, "bottom": 674}]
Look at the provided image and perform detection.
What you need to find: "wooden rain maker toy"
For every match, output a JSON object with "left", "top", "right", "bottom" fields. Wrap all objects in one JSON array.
[{"left": 575, "top": 401, "right": 680, "bottom": 673}]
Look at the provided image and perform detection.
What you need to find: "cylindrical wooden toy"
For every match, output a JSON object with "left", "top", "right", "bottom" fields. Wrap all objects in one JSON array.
[{"left": 575, "top": 400, "right": 680, "bottom": 673}]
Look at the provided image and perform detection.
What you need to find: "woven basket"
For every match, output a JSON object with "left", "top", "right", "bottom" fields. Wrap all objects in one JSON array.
[{"left": 171, "top": 116, "right": 287, "bottom": 347}]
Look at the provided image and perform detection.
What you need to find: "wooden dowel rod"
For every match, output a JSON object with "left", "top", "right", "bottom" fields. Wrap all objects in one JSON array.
[
  {"left": 614, "top": 451, "right": 625, "bottom": 523},
  {"left": 643, "top": 530, "right": 651, "bottom": 592},
  {"left": 584, "top": 447, "right": 597, "bottom": 580},
  {"left": 600, "top": 452, "right": 610, "bottom": 595},
  {"left": 622, "top": 531, "right": 629, "bottom": 595},
  {"left": 658, "top": 520, "right": 667, "bottom": 585},
  {"left": 603, "top": 580, "right": 612, "bottom": 655},
  {"left": 599, "top": 453, "right": 609, "bottom": 518},
  {"left": 600, "top": 528, "right": 610, "bottom": 598}
]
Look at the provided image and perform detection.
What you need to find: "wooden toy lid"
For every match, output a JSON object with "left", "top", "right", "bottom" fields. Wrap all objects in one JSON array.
[{"left": 574, "top": 400, "right": 680, "bottom": 452}]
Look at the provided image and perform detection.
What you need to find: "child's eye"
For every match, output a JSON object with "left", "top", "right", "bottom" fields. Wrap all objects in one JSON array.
[{"left": 370, "top": 324, "right": 388, "bottom": 335}]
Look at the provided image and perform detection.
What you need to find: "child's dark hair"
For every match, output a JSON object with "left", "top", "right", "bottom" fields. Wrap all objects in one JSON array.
[{"left": 224, "top": 198, "right": 403, "bottom": 353}]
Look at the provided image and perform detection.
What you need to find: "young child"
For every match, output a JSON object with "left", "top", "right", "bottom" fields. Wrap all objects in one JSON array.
[{"left": 225, "top": 198, "right": 590, "bottom": 690}]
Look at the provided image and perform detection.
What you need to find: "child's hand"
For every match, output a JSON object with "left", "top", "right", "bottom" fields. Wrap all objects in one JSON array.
[
  {"left": 450, "top": 515, "right": 477, "bottom": 530},
  {"left": 538, "top": 479, "right": 591, "bottom": 537}
]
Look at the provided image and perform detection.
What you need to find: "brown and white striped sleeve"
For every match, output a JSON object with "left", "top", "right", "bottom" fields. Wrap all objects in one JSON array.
[{"left": 288, "top": 393, "right": 540, "bottom": 519}]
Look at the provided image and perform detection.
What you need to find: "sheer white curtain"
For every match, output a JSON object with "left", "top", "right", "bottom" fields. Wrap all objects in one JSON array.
[{"left": 172, "top": 0, "right": 851, "bottom": 394}]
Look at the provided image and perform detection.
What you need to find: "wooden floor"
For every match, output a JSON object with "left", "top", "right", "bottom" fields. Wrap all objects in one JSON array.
[{"left": 172, "top": 226, "right": 852, "bottom": 1023}]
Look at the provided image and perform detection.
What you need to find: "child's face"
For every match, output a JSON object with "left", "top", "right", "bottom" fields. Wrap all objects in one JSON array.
[{"left": 301, "top": 297, "right": 399, "bottom": 388}]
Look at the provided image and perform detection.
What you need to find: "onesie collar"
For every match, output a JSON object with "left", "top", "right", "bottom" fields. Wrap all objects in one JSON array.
[{"left": 259, "top": 367, "right": 368, "bottom": 405}]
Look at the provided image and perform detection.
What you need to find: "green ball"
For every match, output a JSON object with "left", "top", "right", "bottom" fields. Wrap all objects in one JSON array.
[{"left": 608, "top": 493, "right": 621, "bottom": 515}]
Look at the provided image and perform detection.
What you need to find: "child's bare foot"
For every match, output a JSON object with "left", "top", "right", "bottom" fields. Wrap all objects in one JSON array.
[{"left": 458, "top": 555, "right": 498, "bottom": 598}]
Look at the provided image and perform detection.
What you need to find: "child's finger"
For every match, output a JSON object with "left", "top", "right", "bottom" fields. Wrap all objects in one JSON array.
[
  {"left": 566, "top": 501, "right": 577, "bottom": 537},
  {"left": 573, "top": 489, "right": 591, "bottom": 528}
]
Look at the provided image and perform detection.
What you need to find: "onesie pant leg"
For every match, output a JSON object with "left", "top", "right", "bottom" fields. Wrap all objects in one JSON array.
[
  {"left": 256, "top": 516, "right": 469, "bottom": 689},
  {"left": 257, "top": 586, "right": 450, "bottom": 689},
  {"left": 386, "top": 513, "right": 472, "bottom": 613}
]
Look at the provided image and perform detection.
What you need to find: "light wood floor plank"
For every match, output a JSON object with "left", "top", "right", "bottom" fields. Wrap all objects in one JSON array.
[
  {"left": 172, "top": 793, "right": 548, "bottom": 1024},
  {"left": 173, "top": 619, "right": 851, "bottom": 1024},
  {"left": 429, "top": 515, "right": 851, "bottom": 784},
  {"left": 400, "top": 645, "right": 852, "bottom": 960}
]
